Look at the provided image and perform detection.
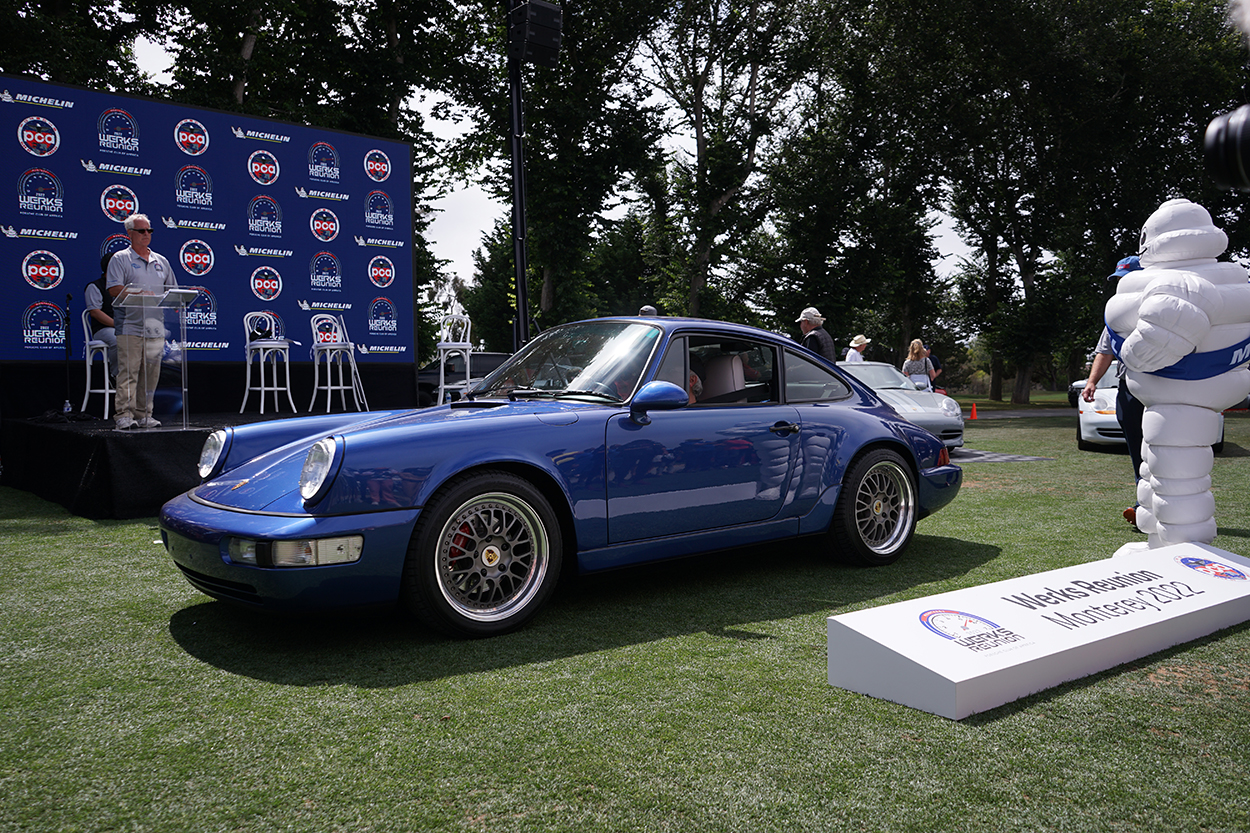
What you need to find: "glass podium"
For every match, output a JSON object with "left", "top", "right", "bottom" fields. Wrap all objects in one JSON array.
[{"left": 112, "top": 287, "right": 199, "bottom": 431}]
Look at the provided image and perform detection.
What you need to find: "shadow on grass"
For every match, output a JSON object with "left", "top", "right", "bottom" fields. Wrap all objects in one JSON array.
[{"left": 168, "top": 533, "right": 1000, "bottom": 687}]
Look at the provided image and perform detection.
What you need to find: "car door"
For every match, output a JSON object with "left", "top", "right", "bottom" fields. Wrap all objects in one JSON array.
[{"left": 604, "top": 334, "right": 801, "bottom": 544}]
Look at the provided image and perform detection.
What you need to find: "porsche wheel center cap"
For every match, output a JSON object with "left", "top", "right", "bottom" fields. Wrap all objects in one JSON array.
[{"left": 481, "top": 545, "right": 502, "bottom": 567}]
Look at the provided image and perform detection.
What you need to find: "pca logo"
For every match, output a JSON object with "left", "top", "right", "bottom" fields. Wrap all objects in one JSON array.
[
  {"left": 179, "top": 239, "right": 215, "bottom": 276},
  {"left": 310, "top": 207, "right": 339, "bottom": 242},
  {"left": 310, "top": 251, "right": 342, "bottom": 290},
  {"left": 248, "top": 149, "right": 280, "bottom": 185},
  {"left": 18, "top": 116, "right": 59, "bottom": 156},
  {"left": 184, "top": 286, "right": 217, "bottom": 329},
  {"left": 1175, "top": 556, "right": 1248, "bottom": 581},
  {"left": 247, "top": 195, "right": 283, "bottom": 237},
  {"left": 23, "top": 301, "right": 66, "bottom": 348},
  {"left": 250, "top": 265, "right": 283, "bottom": 301},
  {"left": 363, "top": 149, "right": 391, "bottom": 182},
  {"left": 368, "top": 297, "right": 398, "bottom": 333},
  {"left": 364, "top": 190, "right": 394, "bottom": 228},
  {"left": 919, "top": 609, "right": 1026, "bottom": 653},
  {"left": 175, "top": 165, "right": 213, "bottom": 209},
  {"left": 98, "top": 108, "right": 139, "bottom": 154},
  {"left": 22, "top": 250, "right": 64, "bottom": 290},
  {"left": 100, "top": 183, "right": 138, "bottom": 222},
  {"left": 18, "top": 168, "right": 63, "bottom": 216},
  {"left": 173, "top": 118, "right": 210, "bottom": 156},
  {"left": 308, "top": 142, "right": 340, "bottom": 181},
  {"left": 367, "top": 255, "right": 394, "bottom": 288}
]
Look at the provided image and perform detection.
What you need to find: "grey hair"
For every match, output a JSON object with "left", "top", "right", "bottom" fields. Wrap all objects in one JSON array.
[{"left": 123, "top": 213, "right": 151, "bottom": 231}]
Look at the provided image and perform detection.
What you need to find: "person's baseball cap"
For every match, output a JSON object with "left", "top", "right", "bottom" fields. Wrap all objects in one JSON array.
[
  {"left": 1108, "top": 256, "right": 1142, "bottom": 280},
  {"left": 795, "top": 307, "right": 824, "bottom": 324}
]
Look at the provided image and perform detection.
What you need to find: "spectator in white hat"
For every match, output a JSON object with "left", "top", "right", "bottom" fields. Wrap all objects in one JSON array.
[
  {"left": 845, "top": 334, "right": 870, "bottom": 363},
  {"left": 795, "top": 307, "right": 836, "bottom": 362}
]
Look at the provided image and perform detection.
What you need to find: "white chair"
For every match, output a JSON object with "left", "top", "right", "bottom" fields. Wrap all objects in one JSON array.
[
  {"left": 436, "top": 314, "right": 473, "bottom": 405},
  {"left": 308, "top": 314, "right": 368, "bottom": 412},
  {"left": 240, "top": 311, "right": 298, "bottom": 414},
  {"left": 80, "top": 309, "right": 113, "bottom": 417}
]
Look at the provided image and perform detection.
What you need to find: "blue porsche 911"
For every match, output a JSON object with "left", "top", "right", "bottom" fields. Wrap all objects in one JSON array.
[{"left": 160, "top": 317, "right": 962, "bottom": 637}]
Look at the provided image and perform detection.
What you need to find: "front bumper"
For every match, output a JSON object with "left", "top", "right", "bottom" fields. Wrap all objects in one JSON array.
[{"left": 159, "top": 492, "right": 422, "bottom": 611}]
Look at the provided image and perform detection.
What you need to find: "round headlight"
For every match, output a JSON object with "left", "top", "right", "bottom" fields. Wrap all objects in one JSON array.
[
  {"left": 299, "top": 437, "right": 340, "bottom": 503},
  {"left": 197, "top": 429, "right": 229, "bottom": 480},
  {"left": 940, "top": 397, "right": 962, "bottom": 418}
]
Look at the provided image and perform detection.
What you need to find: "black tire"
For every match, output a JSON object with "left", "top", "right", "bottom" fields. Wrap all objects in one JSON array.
[
  {"left": 831, "top": 448, "right": 918, "bottom": 566},
  {"left": 401, "top": 470, "right": 562, "bottom": 637},
  {"left": 1214, "top": 426, "right": 1225, "bottom": 454},
  {"left": 1077, "top": 429, "right": 1096, "bottom": 452},
  {"left": 417, "top": 389, "right": 435, "bottom": 408}
]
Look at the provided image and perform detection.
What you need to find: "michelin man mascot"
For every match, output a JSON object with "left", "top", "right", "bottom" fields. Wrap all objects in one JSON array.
[{"left": 1105, "top": 199, "right": 1250, "bottom": 550}]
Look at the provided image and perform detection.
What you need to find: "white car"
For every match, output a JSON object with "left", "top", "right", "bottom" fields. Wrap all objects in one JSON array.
[
  {"left": 1078, "top": 365, "right": 1224, "bottom": 452},
  {"left": 840, "top": 361, "right": 964, "bottom": 448}
]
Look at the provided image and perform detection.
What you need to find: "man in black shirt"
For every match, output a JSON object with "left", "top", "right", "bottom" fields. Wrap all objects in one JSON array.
[{"left": 796, "top": 307, "right": 836, "bottom": 362}]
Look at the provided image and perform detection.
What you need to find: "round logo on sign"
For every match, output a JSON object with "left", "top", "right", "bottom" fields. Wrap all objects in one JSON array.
[
  {"left": 19, "top": 168, "right": 63, "bottom": 208},
  {"left": 97, "top": 108, "right": 139, "bottom": 152},
  {"left": 364, "top": 190, "right": 394, "bottom": 227},
  {"left": 18, "top": 116, "right": 60, "bottom": 156},
  {"left": 176, "top": 165, "right": 213, "bottom": 194},
  {"left": 309, "top": 207, "right": 339, "bottom": 242},
  {"left": 179, "top": 239, "right": 215, "bottom": 276},
  {"left": 23, "top": 301, "right": 65, "bottom": 338},
  {"left": 22, "top": 250, "right": 64, "bottom": 290},
  {"left": 1175, "top": 556, "right": 1249, "bottom": 581},
  {"left": 368, "top": 297, "right": 398, "bottom": 334},
  {"left": 173, "top": 118, "right": 210, "bottom": 156},
  {"left": 100, "top": 183, "right": 139, "bottom": 222},
  {"left": 248, "top": 149, "right": 280, "bottom": 185},
  {"left": 363, "top": 149, "right": 391, "bottom": 182},
  {"left": 308, "top": 141, "right": 340, "bottom": 180},
  {"left": 310, "top": 251, "right": 342, "bottom": 290},
  {"left": 250, "top": 265, "right": 283, "bottom": 301},
  {"left": 919, "top": 609, "right": 1002, "bottom": 640},
  {"left": 367, "top": 255, "right": 395, "bottom": 288},
  {"left": 100, "top": 233, "right": 131, "bottom": 260}
]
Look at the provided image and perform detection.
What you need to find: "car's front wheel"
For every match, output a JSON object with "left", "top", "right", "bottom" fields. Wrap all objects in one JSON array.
[
  {"left": 831, "top": 448, "right": 917, "bottom": 566},
  {"left": 401, "top": 470, "right": 562, "bottom": 637}
]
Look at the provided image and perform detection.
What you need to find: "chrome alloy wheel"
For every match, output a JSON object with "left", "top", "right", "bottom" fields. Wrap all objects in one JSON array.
[
  {"left": 852, "top": 459, "right": 916, "bottom": 555},
  {"left": 435, "top": 491, "right": 550, "bottom": 623}
]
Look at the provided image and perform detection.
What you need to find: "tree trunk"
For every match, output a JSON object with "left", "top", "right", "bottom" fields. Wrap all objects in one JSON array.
[{"left": 233, "top": 7, "right": 263, "bottom": 105}]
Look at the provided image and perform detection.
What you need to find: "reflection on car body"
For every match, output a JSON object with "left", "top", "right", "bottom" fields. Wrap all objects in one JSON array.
[{"left": 160, "top": 317, "right": 963, "bottom": 637}]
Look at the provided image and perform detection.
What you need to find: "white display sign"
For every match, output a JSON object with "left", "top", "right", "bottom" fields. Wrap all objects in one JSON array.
[{"left": 827, "top": 543, "right": 1250, "bottom": 719}]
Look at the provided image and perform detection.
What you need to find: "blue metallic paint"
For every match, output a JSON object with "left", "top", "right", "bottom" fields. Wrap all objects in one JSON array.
[{"left": 160, "top": 316, "right": 963, "bottom": 616}]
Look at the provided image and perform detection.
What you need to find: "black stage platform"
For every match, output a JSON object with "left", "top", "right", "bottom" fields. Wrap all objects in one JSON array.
[
  {"left": 1, "top": 411, "right": 307, "bottom": 519},
  {"left": 0, "top": 359, "right": 419, "bottom": 519}
]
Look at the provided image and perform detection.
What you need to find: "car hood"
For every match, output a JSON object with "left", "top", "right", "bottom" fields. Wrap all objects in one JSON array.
[
  {"left": 191, "top": 399, "right": 600, "bottom": 513},
  {"left": 872, "top": 387, "right": 953, "bottom": 416}
]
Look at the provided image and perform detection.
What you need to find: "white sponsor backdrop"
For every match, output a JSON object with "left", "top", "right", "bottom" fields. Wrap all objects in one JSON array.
[{"left": 828, "top": 543, "right": 1250, "bottom": 719}]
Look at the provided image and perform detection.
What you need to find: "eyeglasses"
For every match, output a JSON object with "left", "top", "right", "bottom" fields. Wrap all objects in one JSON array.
[{"left": 130, "top": 228, "right": 153, "bottom": 235}]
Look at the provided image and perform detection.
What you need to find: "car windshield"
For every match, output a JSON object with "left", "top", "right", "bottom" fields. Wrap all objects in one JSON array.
[
  {"left": 471, "top": 321, "right": 661, "bottom": 401},
  {"left": 841, "top": 363, "right": 918, "bottom": 390}
]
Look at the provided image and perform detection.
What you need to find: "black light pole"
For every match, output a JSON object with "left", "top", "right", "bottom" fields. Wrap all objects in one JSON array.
[{"left": 504, "top": 0, "right": 562, "bottom": 352}]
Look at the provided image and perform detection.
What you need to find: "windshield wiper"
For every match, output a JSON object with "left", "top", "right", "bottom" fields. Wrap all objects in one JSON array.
[
  {"left": 556, "top": 388, "right": 623, "bottom": 402},
  {"left": 505, "top": 388, "right": 557, "bottom": 401}
]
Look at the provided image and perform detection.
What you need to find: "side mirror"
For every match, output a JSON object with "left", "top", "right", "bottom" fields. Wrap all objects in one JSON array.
[{"left": 629, "top": 381, "right": 689, "bottom": 425}]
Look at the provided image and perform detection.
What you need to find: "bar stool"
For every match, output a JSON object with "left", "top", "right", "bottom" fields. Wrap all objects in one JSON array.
[
  {"left": 308, "top": 314, "right": 368, "bottom": 412},
  {"left": 435, "top": 314, "right": 473, "bottom": 405},
  {"left": 80, "top": 309, "right": 113, "bottom": 417},
  {"left": 240, "top": 311, "right": 298, "bottom": 414}
]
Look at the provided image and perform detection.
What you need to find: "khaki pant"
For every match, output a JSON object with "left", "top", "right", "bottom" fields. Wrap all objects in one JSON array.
[{"left": 115, "top": 334, "right": 164, "bottom": 420}]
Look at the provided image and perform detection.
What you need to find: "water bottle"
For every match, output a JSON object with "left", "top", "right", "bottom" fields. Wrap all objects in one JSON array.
[{"left": 62, "top": 400, "right": 72, "bottom": 414}]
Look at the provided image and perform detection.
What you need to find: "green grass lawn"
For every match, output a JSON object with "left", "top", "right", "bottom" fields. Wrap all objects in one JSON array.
[{"left": 3, "top": 413, "right": 1250, "bottom": 831}]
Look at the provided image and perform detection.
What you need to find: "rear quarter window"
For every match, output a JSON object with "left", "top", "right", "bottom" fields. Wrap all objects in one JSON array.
[{"left": 784, "top": 349, "right": 851, "bottom": 403}]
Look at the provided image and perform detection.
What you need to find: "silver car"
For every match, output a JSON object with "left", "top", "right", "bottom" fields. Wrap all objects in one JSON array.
[{"left": 840, "top": 361, "right": 964, "bottom": 448}]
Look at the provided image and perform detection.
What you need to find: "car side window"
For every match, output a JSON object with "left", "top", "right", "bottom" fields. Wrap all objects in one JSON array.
[
  {"left": 785, "top": 349, "right": 851, "bottom": 403},
  {"left": 656, "top": 337, "right": 693, "bottom": 402},
  {"left": 687, "top": 335, "right": 777, "bottom": 405}
]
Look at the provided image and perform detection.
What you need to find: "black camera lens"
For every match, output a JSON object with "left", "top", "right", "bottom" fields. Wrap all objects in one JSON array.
[{"left": 1205, "top": 105, "right": 1250, "bottom": 191}]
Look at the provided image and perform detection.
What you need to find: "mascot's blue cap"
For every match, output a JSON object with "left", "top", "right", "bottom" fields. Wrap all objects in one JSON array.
[{"left": 1108, "top": 256, "right": 1142, "bottom": 280}]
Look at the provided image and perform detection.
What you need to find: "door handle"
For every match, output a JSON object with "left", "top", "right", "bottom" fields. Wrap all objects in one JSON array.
[{"left": 769, "top": 422, "right": 800, "bottom": 435}]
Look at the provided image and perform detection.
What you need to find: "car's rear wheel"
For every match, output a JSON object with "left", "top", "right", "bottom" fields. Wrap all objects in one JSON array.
[
  {"left": 401, "top": 470, "right": 561, "bottom": 637},
  {"left": 831, "top": 448, "right": 917, "bottom": 566}
]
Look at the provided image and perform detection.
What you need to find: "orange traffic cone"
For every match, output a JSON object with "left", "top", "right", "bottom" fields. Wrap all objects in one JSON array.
[{"left": 970, "top": 403, "right": 978, "bottom": 420}]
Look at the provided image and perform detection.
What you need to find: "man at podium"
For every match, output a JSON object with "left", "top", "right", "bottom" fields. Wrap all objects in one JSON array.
[{"left": 106, "top": 213, "right": 178, "bottom": 430}]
